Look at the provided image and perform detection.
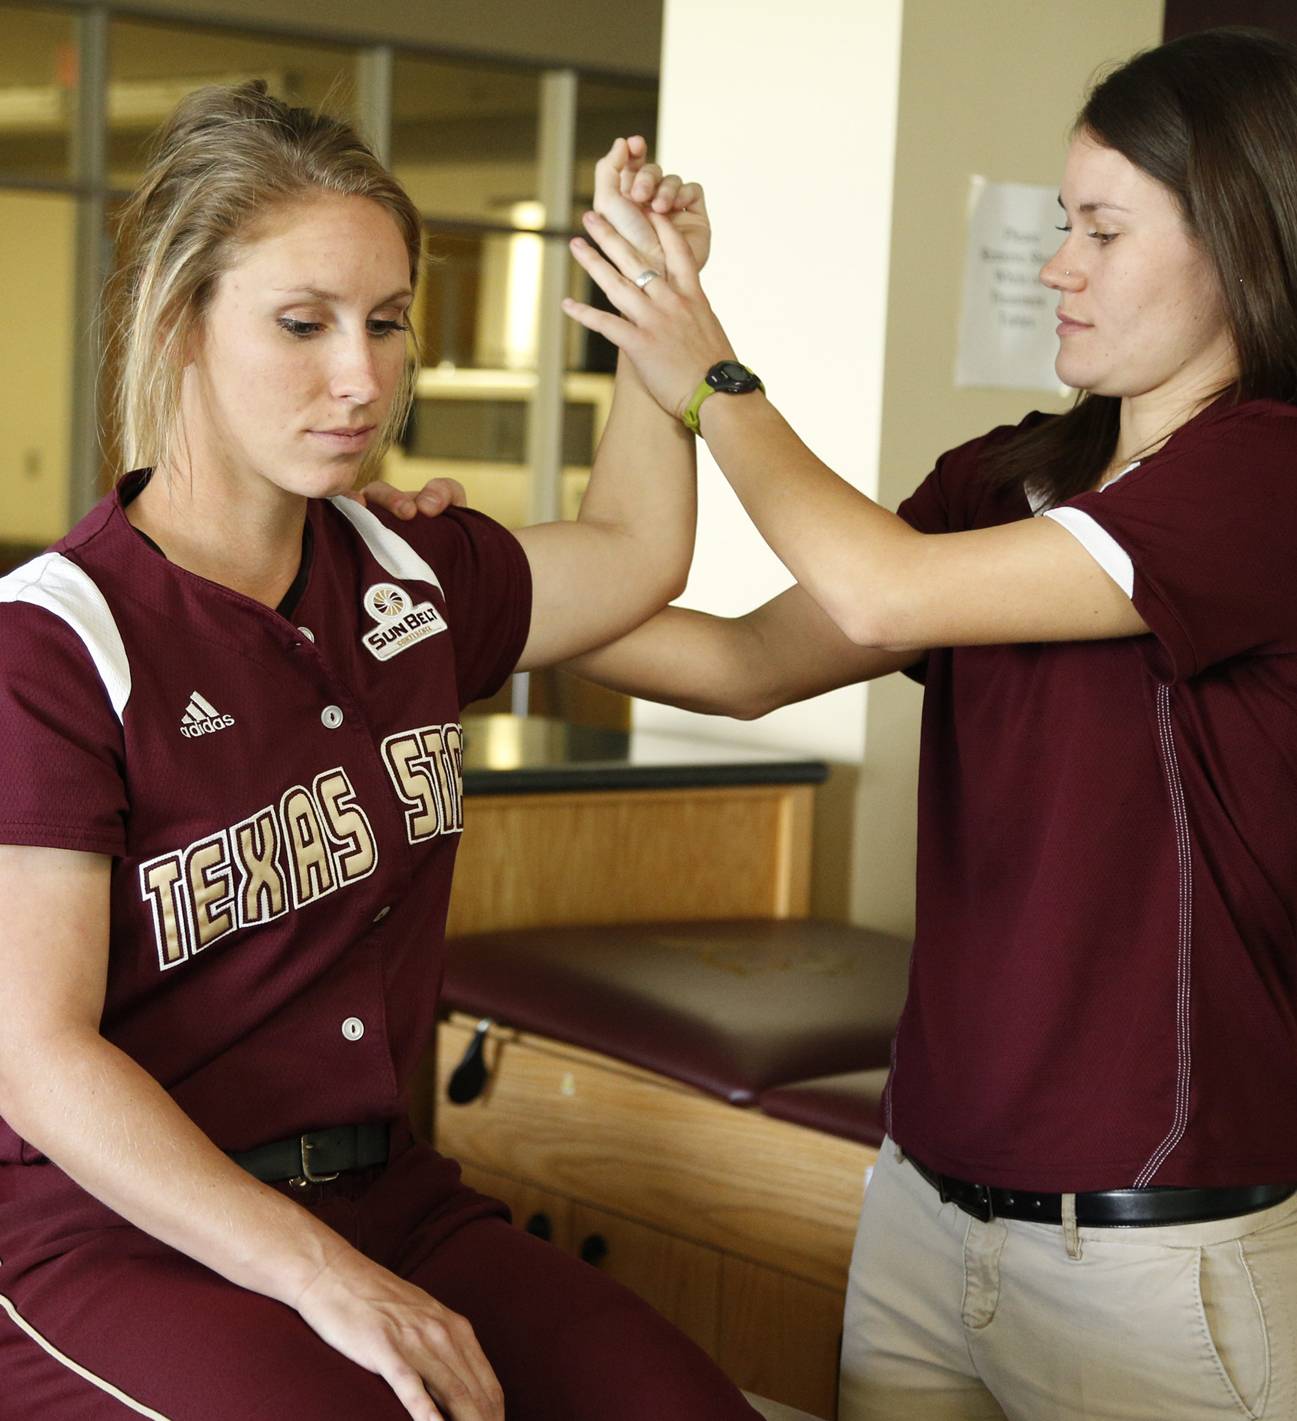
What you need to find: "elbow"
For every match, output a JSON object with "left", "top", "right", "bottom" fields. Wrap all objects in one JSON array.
[
  {"left": 648, "top": 570, "right": 690, "bottom": 622},
  {"left": 662, "top": 568, "right": 689, "bottom": 608},
  {"left": 730, "top": 696, "right": 773, "bottom": 722},
  {"left": 626, "top": 547, "right": 689, "bottom": 619},
  {"left": 835, "top": 607, "right": 897, "bottom": 650},
  {"left": 832, "top": 589, "right": 916, "bottom": 652}
]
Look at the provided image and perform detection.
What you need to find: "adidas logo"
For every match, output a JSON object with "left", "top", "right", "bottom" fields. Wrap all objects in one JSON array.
[{"left": 180, "top": 691, "right": 235, "bottom": 739}]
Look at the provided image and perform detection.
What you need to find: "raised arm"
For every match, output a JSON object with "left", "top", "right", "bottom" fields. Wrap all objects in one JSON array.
[
  {"left": 509, "top": 140, "right": 710, "bottom": 672},
  {"left": 0, "top": 845, "right": 501, "bottom": 1421},
  {"left": 562, "top": 212, "right": 1150, "bottom": 652}
]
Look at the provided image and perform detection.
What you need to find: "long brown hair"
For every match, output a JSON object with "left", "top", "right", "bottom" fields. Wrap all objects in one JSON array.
[
  {"left": 106, "top": 80, "right": 424, "bottom": 484},
  {"left": 986, "top": 27, "right": 1297, "bottom": 506}
]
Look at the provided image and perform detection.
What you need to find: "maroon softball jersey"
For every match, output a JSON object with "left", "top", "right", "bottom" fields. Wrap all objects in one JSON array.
[
  {"left": 0, "top": 481, "right": 766, "bottom": 1418},
  {"left": 0, "top": 471, "right": 530, "bottom": 1161},
  {"left": 888, "top": 397, "right": 1297, "bottom": 1192}
]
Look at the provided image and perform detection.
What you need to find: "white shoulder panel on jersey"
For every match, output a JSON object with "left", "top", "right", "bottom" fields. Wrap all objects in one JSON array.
[
  {"left": 330, "top": 497, "right": 445, "bottom": 595},
  {"left": 0, "top": 552, "right": 132, "bottom": 720}
]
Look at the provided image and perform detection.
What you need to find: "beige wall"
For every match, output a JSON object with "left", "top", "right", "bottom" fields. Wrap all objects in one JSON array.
[
  {"left": 60, "top": 0, "right": 663, "bottom": 77},
  {"left": 854, "top": 0, "right": 1164, "bottom": 933},
  {"left": 0, "top": 192, "right": 75, "bottom": 545}
]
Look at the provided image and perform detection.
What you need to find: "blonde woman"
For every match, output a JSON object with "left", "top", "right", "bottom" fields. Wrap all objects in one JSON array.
[{"left": 0, "top": 84, "right": 759, "bottom": 1421}]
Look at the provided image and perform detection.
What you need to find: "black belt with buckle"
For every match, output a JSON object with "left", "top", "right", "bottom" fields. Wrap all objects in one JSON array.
[
  {"left": 907, "top": 1154, "right": 1295, "bottom": 1227},
  {"left": 230, "top": 1123, "right": 390, "bottom": 1186}
]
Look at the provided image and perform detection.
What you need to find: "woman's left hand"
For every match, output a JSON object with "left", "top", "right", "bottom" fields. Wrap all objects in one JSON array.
[
  {"left": 350, "top": 477, "right": 467, "bottom": 520},
  {"left": 563, "top": 208, "right": 736, "bottom": 424}
]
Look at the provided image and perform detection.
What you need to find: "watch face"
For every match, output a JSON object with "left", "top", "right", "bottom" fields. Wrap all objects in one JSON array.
[{"left": 707, "top": 360, "right": 760, "bottom": 393}]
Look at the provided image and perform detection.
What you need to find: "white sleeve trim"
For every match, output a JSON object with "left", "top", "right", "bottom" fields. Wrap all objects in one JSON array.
[
  {"left": 1042, "top": 507, "right": 1135, "bottom": 599},
  {"left": 0, "top": 553, "right": 131, "bottom": 720},
  {"left": 330, "top": 497, "right": 444, "bottom": 595}
]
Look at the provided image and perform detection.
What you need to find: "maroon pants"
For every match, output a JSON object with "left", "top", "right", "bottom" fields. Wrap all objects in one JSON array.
[{"left": 0, "top": 1136, "right": 759, "bottom": 1420}]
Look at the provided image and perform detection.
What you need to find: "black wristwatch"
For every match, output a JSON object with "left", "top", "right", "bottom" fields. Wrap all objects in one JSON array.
[{"left": 682, "top": 360, "right": 765, "bottom": 434}]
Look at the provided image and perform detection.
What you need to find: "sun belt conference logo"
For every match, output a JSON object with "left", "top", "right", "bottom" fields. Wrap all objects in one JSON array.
[{"left": 361, "top": 581, "right": 446, "bottom": 661}]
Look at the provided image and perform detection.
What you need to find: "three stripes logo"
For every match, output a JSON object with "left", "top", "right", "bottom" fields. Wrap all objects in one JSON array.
[{"left": 180, "top": 690, "right": 235, "bottom": 739}]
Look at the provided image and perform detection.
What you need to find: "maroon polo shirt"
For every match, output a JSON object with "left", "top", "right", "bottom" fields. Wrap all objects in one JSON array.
[
  {"left": 889, "top": 398, "right": 1297, "bottom": 1190},
  {"left": 0, "top": 475, "right": 531, "bottom": 1163}
]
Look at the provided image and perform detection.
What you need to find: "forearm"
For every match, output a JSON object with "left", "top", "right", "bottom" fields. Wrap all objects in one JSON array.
[
  {"left": 1, "top": 1030, "right": 344, "bottom": 1307},
  {"left": 577, "top": 352, "right": 697, "bottom": 605},
  {"left": 698, "top": 394, "right": 920, "bottom": 646},
  {"left": 567, "top": 583, "right": 923, "bottom": 717},
  {"left": 566, "top": 605, "right": 765, "bottom": 718}
]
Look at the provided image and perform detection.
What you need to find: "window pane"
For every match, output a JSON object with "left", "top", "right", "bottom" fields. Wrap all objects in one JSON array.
[
  {"left": 108, "top": 18, "right": 356, "bottom": 191},
  {"left": 391, "top": 55, "right": 539, "bottom": 227},
  {"left": 386, "top": 226, "right": 574, "bottom": 532},
  {"left": 0, "top": 2, "right": 77, "bottom": 182},
  {"left": 0, "top": 190, "right": 75, "bottom": 558},
  {"left": 571, "top": 77, "right": 658, "bottom": 225}
]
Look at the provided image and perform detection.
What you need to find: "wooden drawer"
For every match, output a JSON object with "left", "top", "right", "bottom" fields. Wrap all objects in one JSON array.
[
  {"left": 456, "top": 1160, "right": 845, "bottom": 1418},
  {"left": 434, "top": 1014, "right": 871, "bottom": 1290}
]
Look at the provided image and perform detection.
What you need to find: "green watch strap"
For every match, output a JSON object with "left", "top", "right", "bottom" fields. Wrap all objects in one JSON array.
[{"left": 682, "top": 377, "right": 716, "bottom": 435}]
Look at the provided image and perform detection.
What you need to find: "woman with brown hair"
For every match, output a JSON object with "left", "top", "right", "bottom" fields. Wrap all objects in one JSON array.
[
  {"left": 417, "top": 24, "right": 1297, "bottom": 1420},
  {"left": 0, "top": 82, "right": 761, "bottom": 1421}
]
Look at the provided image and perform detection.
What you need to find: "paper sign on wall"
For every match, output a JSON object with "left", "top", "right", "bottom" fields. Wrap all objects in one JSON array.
[{"left": 955, "top": 177, "right": 1068, "bottom": 394}]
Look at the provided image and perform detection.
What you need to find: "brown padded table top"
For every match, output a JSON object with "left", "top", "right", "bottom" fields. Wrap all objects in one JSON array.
[
  {"left": 442, "top": 920, "right": 911, "bottom": 1106},
  {"left": 759, "top": 1070, "right": 889, "bottom": 1148}
]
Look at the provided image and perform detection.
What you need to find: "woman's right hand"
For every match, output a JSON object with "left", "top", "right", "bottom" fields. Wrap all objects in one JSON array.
[
  {"left": 592, "top": 134, "right": 710, "bottom": 273},
  {"left": 295, "top": 1250, "right": 504, "bottom": 1421}
]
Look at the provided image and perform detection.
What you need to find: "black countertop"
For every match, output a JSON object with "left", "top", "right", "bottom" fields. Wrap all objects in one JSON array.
[{"left": 462, "top": 715, "right": 828, "bottom": 796}]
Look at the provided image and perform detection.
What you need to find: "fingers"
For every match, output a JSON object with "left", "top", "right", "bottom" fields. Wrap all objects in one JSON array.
[
  {"left": 387, "top": 1362, "right": 445, "bottom": 1421},
  {"left": 561, "top": 294, "right": 635, "bottom": 351},
  {"left": 676, "top": 181, "right": 706, "bottom": 216},
  {"left": 626, "top": 160, "right": 664, "bottom": 205},
  {"left": 445, "top": 1311, "right": 505, "bottom": 1417},
  {"left": 651, "top": 173, "right": 682, "bottom": 213},
  {"left": 593, "top": 134, "right": 694, "bottom": 210},
  {"left": 383, "top": 1314, "right": 502, "bottom": 1421},
  {"left": 358, "top": 478, "right": 466, "bottom": 520},
  {"left": 417, "top": 478, "right": 468, "bottom": 511},
  {"left": 648, "top": 209, "right": 703, "bottom": 291},
  {"left": 593, "top": 135, "right": 631, "bottom": 205},
  {"left": 570, "top": 235, "right": 655, "bottom": 325}
]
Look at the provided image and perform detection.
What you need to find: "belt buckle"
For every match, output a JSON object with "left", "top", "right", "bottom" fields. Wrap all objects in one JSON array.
[
  {"left": 935, "top": 1173, "right": 995, "bottom": 1223},
  {"left": 965, "top": 1183, "right": 995, "bottom": 1223},
  {"left": 296, "top": 1133, "right": 340, "bottom": 1185}
]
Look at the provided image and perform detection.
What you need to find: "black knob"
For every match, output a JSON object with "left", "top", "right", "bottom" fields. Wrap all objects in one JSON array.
[
  {"left": 524, "top": 1212, "right": 552, "bottom": 1242},
  {"left": 446, "top": 1019, "right": 493, "bottom": 1105},
  {"left": 579, "top": 1233, "right": 609, "bottom": 1267}
]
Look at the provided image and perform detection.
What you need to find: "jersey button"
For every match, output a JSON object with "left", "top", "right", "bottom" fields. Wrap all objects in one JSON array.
[
  {"left": 321, "top": 705, "right": 344, "bottom": 730},
  {"left": 372, "top": 906, "right": 391, "bottom": 924},
  {"left": 297, "top": 626, "right": 316, "bottom": 642},
  {"left": 341, "top": 1017, "right": 365, "bottom": 1042}
]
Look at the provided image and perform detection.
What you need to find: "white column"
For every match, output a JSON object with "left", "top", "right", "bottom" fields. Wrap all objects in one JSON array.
[{"left": 639, "top": 0, "right": 905, "bottom": 764}]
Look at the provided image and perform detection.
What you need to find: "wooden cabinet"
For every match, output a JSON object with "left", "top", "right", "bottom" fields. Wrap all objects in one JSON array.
[
  {"left": 447, "top": 782, "right": 815, "bottom": 937},
  {"left": 431, "top": 733, "right": 847, "bottom": 1413},
  {"left": 432, "top": 1014, "right": 873, "bottom": 1418}
]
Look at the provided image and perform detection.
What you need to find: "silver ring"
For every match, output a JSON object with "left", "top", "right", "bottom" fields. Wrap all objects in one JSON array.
[{"left": 633, "top": 269, "right": 662, "bottom": 290}]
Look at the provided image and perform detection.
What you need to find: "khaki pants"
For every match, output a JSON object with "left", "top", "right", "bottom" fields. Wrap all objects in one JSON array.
[{"left": 840, "top": 1141, "right": 1297, "bottom": 1420}]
